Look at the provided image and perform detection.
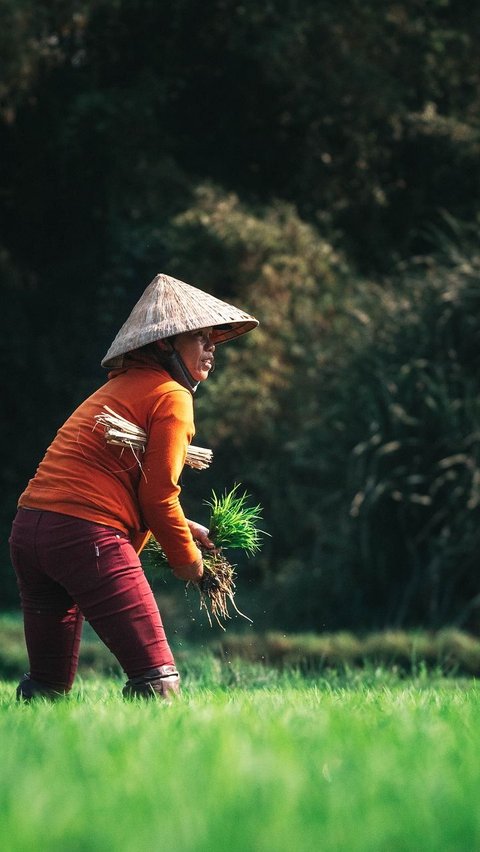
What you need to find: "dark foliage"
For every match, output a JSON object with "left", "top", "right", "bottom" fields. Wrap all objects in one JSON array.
[{"left": 1, "top": 1, "right": 479, "bottom": 630}]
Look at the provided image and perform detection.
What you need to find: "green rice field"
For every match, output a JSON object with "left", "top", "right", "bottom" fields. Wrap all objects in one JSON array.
[{"left": 1, "top": 662, "right": 480, "bottom": 852}]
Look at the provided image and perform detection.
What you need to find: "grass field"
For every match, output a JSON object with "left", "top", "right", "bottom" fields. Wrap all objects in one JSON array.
[{"left": 1, "top": 662, "right": 480, "bottom": 852}]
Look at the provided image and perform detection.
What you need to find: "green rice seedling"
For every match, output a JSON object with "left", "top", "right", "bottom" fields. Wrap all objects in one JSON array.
[
  {"left": 148, "top": 485, "right": 268, "bottom": 629},
  {"left": 205, "top": 484, "right": 266, "bottom": 556},
  {"left": 197, "top": 485, "right": 268, "bottom": 627}
]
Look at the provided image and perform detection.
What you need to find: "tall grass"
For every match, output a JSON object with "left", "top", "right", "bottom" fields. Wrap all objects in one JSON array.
[{"left": 1, "top": 667, "right": 480, "bottom": 851}]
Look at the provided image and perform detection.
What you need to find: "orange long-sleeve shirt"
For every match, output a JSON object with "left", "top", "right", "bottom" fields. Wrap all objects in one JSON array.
[{"left": 18, "top": 362, "right": 199, "bottom": 568}]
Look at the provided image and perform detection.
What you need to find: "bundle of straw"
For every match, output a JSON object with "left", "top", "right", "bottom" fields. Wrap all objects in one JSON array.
[
  {"left": 94, "top": 406, "right": 146, "bottom": 450},
  {"left": 148, "top": 485, "right": 268, "bottom": 629},
  {"left": 184, "top": 446, "right": 213, "bottom": 471},
  {"left": 93, "top": 405, "right": 213, "bottom": 469}
]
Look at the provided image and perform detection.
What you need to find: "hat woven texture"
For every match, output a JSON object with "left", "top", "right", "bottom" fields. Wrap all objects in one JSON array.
[{"left": 101, "top": 273, "right": 258, "bottom": 368}]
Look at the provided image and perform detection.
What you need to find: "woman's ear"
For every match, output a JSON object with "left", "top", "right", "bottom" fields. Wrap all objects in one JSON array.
[{"left": 155, "top": 339, "right": 173, "bottom": 352}]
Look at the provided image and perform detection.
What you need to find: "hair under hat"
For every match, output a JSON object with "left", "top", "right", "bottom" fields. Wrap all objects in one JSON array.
[{"left": 101, "top": 273, "right": 258, "bottom": 369}]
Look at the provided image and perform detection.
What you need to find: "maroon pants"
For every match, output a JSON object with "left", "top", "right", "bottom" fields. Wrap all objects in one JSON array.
[{"left": 9, "top": 508, "right": 175, "bottom": 691}]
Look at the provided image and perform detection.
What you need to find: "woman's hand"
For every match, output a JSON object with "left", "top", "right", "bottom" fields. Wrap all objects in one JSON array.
[
  {"left": 171, "top": 520, "right": 214, "bottom": 583},
  {"left": 186, "top": 519, "right": 215, "bottom": 551},
  {"left": 172, "top": 553, "right": 203, "bottom": 583},
  {"left": 171, "top": 520, "right": 215, "bottom": 583}
]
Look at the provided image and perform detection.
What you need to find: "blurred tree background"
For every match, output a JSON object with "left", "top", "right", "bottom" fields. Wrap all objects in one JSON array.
[{"left": 1, "top": 0, "right": 479, "bottom": 633}]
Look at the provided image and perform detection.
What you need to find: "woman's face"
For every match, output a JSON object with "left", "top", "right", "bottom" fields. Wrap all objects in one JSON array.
[{"left": 172, "top": 327, "right": 216, "bottom": 382}]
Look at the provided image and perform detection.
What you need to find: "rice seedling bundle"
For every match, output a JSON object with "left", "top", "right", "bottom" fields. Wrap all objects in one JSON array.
[{"left": 148, "top": 485, "right": 268, "bottom": 629}]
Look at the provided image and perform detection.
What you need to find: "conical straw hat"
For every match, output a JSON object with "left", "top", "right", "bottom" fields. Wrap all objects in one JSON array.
[{"left": 101, "top": 273, "right": 259, "bottom": 368}]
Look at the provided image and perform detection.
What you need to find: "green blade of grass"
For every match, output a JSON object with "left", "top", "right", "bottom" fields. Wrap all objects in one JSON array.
[{"left": 205, "top": 483, "right": 268, "bottom": 556}]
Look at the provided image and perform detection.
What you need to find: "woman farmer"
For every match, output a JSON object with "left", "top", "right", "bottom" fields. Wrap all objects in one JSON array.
[{"left": 9, "top": 273, "right": 258, "bottom": 700}]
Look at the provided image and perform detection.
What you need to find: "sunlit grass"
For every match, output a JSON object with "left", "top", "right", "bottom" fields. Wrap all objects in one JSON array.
[{"left": 2, "top": 669, "right": 480, "bottom": 851}]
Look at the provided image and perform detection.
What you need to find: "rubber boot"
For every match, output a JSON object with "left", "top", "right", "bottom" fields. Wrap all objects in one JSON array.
[
  {"left": 122, "top": 665, "right": 180, "bottom": 701},
  {"left": 16, "top": 674, "right": 67, "bottom": 702}
]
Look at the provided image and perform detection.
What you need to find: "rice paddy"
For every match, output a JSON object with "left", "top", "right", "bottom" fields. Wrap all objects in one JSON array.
[{"left": 1, "top": 661, "right": 480, "bottom": 851}]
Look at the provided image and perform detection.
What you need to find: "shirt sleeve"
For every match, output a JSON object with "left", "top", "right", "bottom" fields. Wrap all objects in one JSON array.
[{"left": 138, "top": 388, "right": 199, "bottom": 568}]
